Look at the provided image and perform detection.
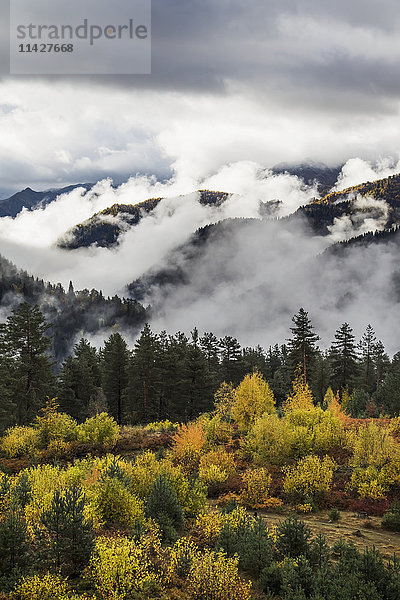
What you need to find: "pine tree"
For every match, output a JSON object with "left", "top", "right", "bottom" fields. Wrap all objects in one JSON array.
[
  {"left": 58, "top": 339, "right": 100, "bottom": 421},
  {"left": 329, "top": 323, "right": 359, "bottom": 392},
  {"left": 374, "top": 340, "right": 390, "bottom": 390},
  {"left": 127, "top": 324, "right": 161, "bottom": 423},
  {"left": 220, "top": 335, "right": 244, "bottom": 384},
  {"left": 4, "top": 303, "right": 54, "bottom": 424},
  {"left": 358, "top": 325, "right": 377, "bottom": 393},
  {"left": 0, "top": 324, "right": 17, "bottom": 431},
  {"left": 145, "top": 475, "right": 184, "bottom": 542},
  {"left": 101, "top": 333, "right": 129, "bottom": 424},
  {"left": 0, "top": 509, "right": 29, "bottom": 576},
  {"left": 40, "top": 486, "right": 94, "bottom": 575},
  {"left": 185, "top": 329, "right": 212, "bottom": 420},
  {"left": 287, "top": 308, "right": 320, "bottom": 383},
  {"left": 200, "top": 332, "right": 220, "bottom": 381}
]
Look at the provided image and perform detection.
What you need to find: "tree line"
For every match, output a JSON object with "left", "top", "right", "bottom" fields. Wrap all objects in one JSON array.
[{"left": 0, "top": 303, "right": 399, "bottom": 429}]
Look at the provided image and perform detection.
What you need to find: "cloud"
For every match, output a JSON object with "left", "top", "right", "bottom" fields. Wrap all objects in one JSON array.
[
  {"left": 0, "top": 162, "right": 318, "bottom": 293},
  {"left": 327, "top": 194, "right": 390, "bottom": 242},
  {"left": 334, "top": 157, "right": 400, "bottom": 190}
]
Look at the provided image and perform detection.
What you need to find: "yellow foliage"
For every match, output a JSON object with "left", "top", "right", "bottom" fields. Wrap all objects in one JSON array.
[
  {"left": 171, "top": 422, "right": 206, "bottom": 471},
  {"left": 283, "top": 455, "right": 336, "bottom": 499},
  {"left": 213, "top": 382, "right": 236, "bottom": 419},
  {"left": 85, "top": 534, "right": 162, "bottom": 599},
  {"left": 240, "top": 467, "right": 272, "bottom": 509},
  {"left": 187, "top": 549, "right": 251, "bottom": 600},
  {"left": 297, "top": 503, "right": 314, "bottom": 513},
  {"left": 76, "top": 413, "right": 119, "bottom": 448},
  {"left": 199, "top": 448, "right": 235, "bottom": 485},
  {"left": 283, "top": 374, "right": 314, "bottom": 414},
  {"left": 1, "top": 426, "right": 40, "bottom": 458},
  {"left": 91, "top": 477, "right": 145, "bottom": 529},
  {"left": 232, "top": 371, "right": 275, "bottom": 431},
  {"left": 10, "top": 573, "right": 70, "bottom": 600},
  {"left": 201, "top": 414, "right": 233, "bottom": 445},
  {"left": 195, "top": 506, "right": 248, "bottom": 542},
  {"left": 35, "top": 398, "right": 77, "bottom": 447},
  {"left": 247, "top": 413, "right": 293, "bottom": 465},
  {"left": 351, "top": 466, "right": 388, "bottom": 499},
  {"left": 349, "top": 422, "right": 400, "bottom": 470}
]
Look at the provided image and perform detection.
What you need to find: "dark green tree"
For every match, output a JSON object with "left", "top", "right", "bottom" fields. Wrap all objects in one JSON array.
[
  {"left": 329, "top": 323, "right": 359, "bottom": 392},
  {"left": 101, "top": 332, "right": 129, "bottom": 424},
  {"left": 184, "top": 328, "right": 212, "bottom": 420},
  {"left": 145, "top": 475, "right": 184, "bottom": 543},
  {"left": 58, "top": 339, "right": 100, "bottom": 421},
  {"left": 4, "top": 303, "right": 54, "bottom": 424},
  {"left": 40, "top": 486, "right": 94, "bottom": 575},
  {"left": 0, "top": 509, "right": 29, "bottom": 577},
  {"left": 287, "top": 308, "right": 320, "bottom": 383},
  {"left": 127, "top": 324, "right": 161, "bottom": 423},
  {"left": 219, "top": 335, "right": 243, "bottom": 385},
  {"left": 358, "top": 325, "right": 377, "bottom": 393}
]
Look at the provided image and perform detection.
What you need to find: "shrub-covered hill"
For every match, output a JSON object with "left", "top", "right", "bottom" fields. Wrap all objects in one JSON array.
[{"left": 58, "top": 190, "right": 231, "bottom": 249}]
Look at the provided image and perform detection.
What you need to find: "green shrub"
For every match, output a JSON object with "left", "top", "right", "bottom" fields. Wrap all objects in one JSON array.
[
  {"left": 329, "top": 507, "right": 340, "bottom": 522},
  {"left": 382, "top": 501, "right": 400, "bottom": 532},
  {"left": 76, "top": 413, "right": 119, "bottom": 448},
  {"left": 94, "top": 477, "right": 145, "bottom": 529}
]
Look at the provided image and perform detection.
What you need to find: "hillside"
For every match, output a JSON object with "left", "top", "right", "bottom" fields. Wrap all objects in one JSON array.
[
  {"left": 58, "top": 190, "right": 231, "bottom": 249},
  {"left": 293, "top": 173, "right": 400, "bottom": 235}
]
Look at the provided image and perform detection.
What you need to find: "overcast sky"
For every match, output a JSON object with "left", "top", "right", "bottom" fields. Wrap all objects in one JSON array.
[{"left": 1, "top": 0, "right": 400, "bottom": 196}]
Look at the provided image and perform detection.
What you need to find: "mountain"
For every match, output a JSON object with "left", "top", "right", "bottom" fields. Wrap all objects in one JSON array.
[
  {"left": 272, "top": 161, "right": 342, "bottom": 194},
  {"left": 290, "top": 173, "right": 400, "bottom": 235},
  {"left": 58, "top": 190, "right": 231, "bottom": 249},
  {"left": 0, "top": 184, "right": 93, "bottom": 218},
  {"left": 0, "top": 254, "right": 147, "bottom": 362}
]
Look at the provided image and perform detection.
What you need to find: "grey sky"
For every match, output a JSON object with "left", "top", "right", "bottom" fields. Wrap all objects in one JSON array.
[{"left": 0, "top": 0, "right": 399, "bottom": 194}]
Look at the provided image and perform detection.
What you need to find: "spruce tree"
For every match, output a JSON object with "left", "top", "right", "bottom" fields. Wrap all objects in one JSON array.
[
  {"left": 4, "top": 303, "right": 54, "bottom": 424},
  {"left": 185, "top": 328, "right": 212, "bottom": 420},
  {"left": 287, "top": 308, "right": 320, "bottom": 383},
  {"left": 329, "top": 323, "right": 359, "bottom": 392},
  {"left": 101, "top": 333, "right": 129, "bottom": 424}
]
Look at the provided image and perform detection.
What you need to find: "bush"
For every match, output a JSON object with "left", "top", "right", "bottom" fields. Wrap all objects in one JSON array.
[
  {"left": 187, "top": 549, "right": 251, "bottom": 600},
  {"left": 76, "top": 413, "right": 119, "bottom": 449},
  {"left": 232, "top": 371, "right": 276, "bottom": 432},
  {"left": 199, "top": 449, "right": 235, "bottom": 486},
  {"left": 247, "top": 413, "right": 293, "bottom": 465},
  {"left": 283, "top": 455, "right": 336, "bottom": 501},
  {"left": 10, "top": 573, "right": 69, "bottom": 600},
  {"left": 85, "top": 535, "right": 161, "bottom": 598},
  {"left": 1, "top": 426, "right": 40, "bottom": 458},
  {"left": 93, "top": 477, "right": 145, "bottom": 529},
  {"left": 171, "top": 422, "right": 206, "bottom": 472},
  {"left": 35, "top": 399, "right": 77, "bottom": 448},
  {"left": 328, "top": 507, "right": 340, "bottom": 522},
  {"left": 240, "top": 468, "right": 272, "bottom": 509},
  {"left": 382, "top": 501, "right": 400, "bottom": 531},
  {"left": 145, "top": 420, "right": 178, "bottom": 433}
]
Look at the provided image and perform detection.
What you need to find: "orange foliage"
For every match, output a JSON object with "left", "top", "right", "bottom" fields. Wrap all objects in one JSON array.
[{"left": 171, "top": 422, "right": 206, "bottom": 471}]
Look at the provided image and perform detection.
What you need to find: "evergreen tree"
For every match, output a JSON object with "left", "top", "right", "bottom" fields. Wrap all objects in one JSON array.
[
  {"left": 0, "top": 509, "right": 29, "bottom": 577},
  {"left": 287, "top": 308, "right": 320, "bottom": 383},
  {"left": 58, "top": 339, "right": 100, "bottom": 421},
  {"left": 145, "top": 475, "right": 184, "bottom": 543},
  {"left": 373, "top": 340, "right": 390, "bottom": 390},
  {"left": 347, "top": 388, "right": 369, "bottom": 418},
  {"left": 40, "top": 486, "right": 94, "bottom": 575},
  {"left": 0, "top": 324, "right": 17, "bottom": 431},
  {"left": 200, "top": 332, "right": 220, "bottom": 383},
  {"left": 358, "top": 325, "right": 377, "bottom": 393},
  {"left": 185, "top": 328, "right": 212, "bottom": 420},
  {"left": 220, "top": 335, "right": 243, "bottom": 385},
  {"left": 4, "top": 303, "right": 54, "bottom": 424},
  {"left": 127, "top": 324, "right": 160, "bottom": 423},
  {"left": 101, "top": 333, "right": 129, "bottom": 424},
  {"left": 329, "top": 323, "right": 359, "bottom": 392},
  {"left": 376, "top": 364, "right": 400, "bottom": 416}
]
